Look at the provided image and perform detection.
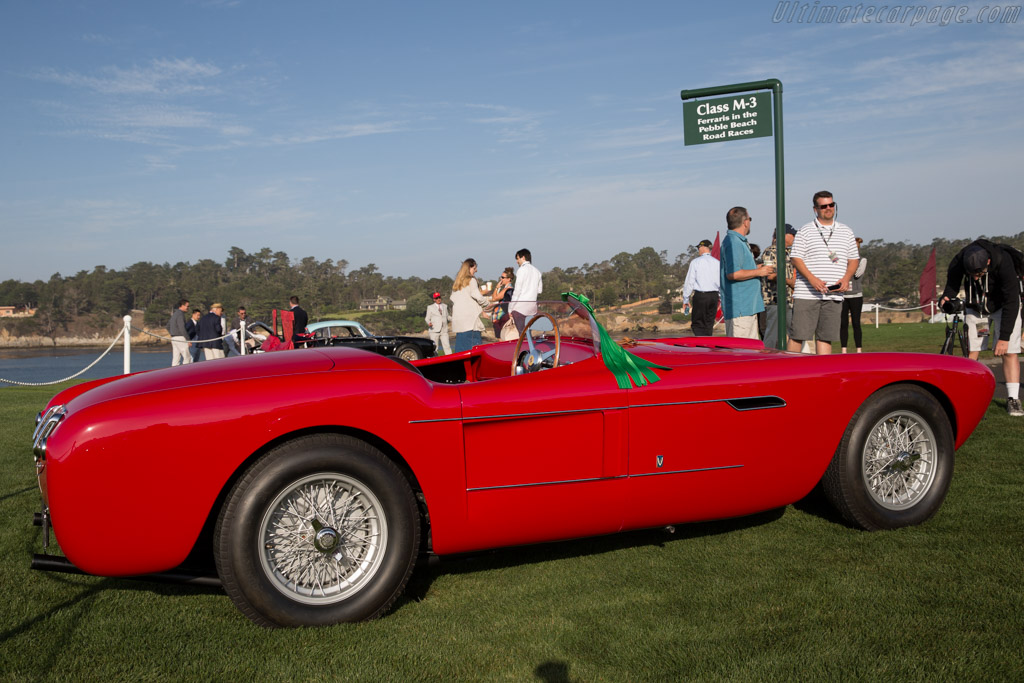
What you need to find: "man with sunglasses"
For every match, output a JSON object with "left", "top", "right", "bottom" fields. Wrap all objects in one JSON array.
[
  {"left": 788, "top": 191, "right": 859, "bottom": 355},
  {"left": 940, "top": 240, "right": 1023, "bottom": 416}
]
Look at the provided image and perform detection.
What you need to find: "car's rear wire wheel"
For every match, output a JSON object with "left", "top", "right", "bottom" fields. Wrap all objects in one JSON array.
[
  {"left": 395, "top": 344, "right": 423, "bottom": 361},
  {"left": 215, "top": 434, "right": 419, "bottom": 627},
  {"left": 821, "top": 384, "right": 954, "bottom": 531},
  {"left": 860, "top": 410, "right": 939, "bottom": 511}
]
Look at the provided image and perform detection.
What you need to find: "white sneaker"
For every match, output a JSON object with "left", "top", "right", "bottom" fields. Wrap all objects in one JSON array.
[{"left": 1008, "top": 398, "right": 1024, "bottom": 417}]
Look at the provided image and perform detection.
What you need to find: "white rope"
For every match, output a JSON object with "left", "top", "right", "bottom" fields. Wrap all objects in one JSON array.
[
  {"left": 0, "top": 326, "right": 127, "bottom": 386},
  {"left": 870, "top": 303, "right": 930, "bottom": 312},
  {"left": 131, "top": 326, "right": 237, "bottom": 343}
]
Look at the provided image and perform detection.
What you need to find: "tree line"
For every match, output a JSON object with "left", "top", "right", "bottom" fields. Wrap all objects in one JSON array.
[{"left": 1, "top": 234, "right": 1021, "bottom": 338}]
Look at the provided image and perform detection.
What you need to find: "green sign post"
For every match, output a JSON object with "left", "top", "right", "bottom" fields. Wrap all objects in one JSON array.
[{"left": 680, "top": 79, "right": 786, "bottom": 349}]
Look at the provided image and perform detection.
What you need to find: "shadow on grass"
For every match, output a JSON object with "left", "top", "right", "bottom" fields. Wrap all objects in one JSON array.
[
  {"left": 401, "top": 506, "right": 787, "bottom": 607},
  {"left": 0, "top": 485, "right": 37, "bottom": 503},
  {"left": 535, "top": 660, "right": 574, "bottom": 682},
  {"left": 2, "top": 569, "right": 226, "bottom": 678},
  {"left": 18, "top": 498, "right": 856, "bottom": 627},
  {"left": 791, "top": 485, "right": 849, "bottom": 527}
]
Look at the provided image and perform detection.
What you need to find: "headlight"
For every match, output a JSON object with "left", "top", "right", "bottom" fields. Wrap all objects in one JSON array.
[{"left": 33, "top": 405, "right": 67, "bottom": 463}]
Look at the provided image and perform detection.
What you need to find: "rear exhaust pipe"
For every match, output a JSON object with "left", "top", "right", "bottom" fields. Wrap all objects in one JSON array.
[{"left": 31, "top": 554, "right": 222, "bottom": 588}]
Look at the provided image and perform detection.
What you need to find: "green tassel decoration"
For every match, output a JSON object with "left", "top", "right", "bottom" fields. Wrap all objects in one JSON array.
[{"left": 562, "top": 292, "right": 669, "bottom": 390}]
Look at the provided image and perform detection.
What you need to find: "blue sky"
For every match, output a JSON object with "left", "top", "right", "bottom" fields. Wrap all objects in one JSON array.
[{"left": 1, "top": 1, "right": 1021, "bottom": 284}]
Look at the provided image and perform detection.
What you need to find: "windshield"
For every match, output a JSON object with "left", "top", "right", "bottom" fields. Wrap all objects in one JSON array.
[{"left": 516, "top": 299, "right": 602, "bottom": 357}]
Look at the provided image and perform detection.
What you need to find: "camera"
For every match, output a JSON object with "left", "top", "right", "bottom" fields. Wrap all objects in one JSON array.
[{"left": 942, "top": 297, "right": 965, "bottom": 315}]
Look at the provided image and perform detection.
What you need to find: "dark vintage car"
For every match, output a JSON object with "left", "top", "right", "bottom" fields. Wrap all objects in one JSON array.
[
  {"left": 244, "top": 319, "right": 435, "bottom": 360},
  {"left": 306, "top": 320, "right": 435, "bottom": 360},
  {"left": 30, "top": 295, "right": 994, "bottom": 627}
]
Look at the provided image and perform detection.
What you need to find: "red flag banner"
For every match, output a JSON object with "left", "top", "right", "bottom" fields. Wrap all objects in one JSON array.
[
  {"left": 919, "top": 247, "right": 937, "bottom": 310},
  {"left": 712, "top": 231, "right": 723, "bottom": 323}
]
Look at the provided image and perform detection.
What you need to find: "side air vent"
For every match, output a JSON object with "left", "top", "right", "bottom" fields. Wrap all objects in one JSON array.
[{"left": 725, "top": 396, "right": 786, "bottom": 411}]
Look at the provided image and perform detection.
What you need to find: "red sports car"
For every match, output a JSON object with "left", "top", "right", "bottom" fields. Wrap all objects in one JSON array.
[{"left": 30, "top": 296, "right": 994, "bottom": 627}]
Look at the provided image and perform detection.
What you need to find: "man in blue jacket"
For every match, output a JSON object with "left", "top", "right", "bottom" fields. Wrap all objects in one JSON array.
[
  {"left": 196, "top": 303, "right": 226, "bottom": 360},
  {"left": 720, "top": 207, "right": 773, "bottom": 339}
]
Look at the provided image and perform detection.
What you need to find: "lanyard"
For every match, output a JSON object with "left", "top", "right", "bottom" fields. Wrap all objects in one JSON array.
[{"left": 814, "top": 218, "right": 834, "bottom": 248}]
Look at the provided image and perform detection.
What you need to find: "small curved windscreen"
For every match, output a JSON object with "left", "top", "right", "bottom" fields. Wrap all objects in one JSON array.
[{"left": 514, "top": 300, "right": 602, "bottom": 357}]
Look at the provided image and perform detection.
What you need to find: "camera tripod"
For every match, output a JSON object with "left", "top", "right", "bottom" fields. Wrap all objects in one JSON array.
[{"left": 940, "top": 310, "right": 969, "bottom": 356}]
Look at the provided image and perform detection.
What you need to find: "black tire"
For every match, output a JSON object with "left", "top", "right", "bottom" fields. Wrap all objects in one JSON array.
[
  {"left": 821, "top": 384, "right": 954, "bottom": 531},
  {"left": 214, "top": 434, "right": 419, "bottom": 627},
  {"left": 395, "top": 344, "right": 423, "bottom": 361}
]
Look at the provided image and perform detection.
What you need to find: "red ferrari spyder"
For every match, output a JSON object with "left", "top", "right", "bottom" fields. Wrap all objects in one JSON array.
[{"left": 30, "top": 295, "right": 994, "bottom": 627}]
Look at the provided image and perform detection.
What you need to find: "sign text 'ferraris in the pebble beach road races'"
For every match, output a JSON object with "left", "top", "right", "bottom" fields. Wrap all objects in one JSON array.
[{"left": 682, "top": 93, "right": 772, "bottom": 146}]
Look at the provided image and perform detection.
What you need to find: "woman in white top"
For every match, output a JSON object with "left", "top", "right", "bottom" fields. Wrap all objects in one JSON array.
[{"left": 450, "top": 258, "right": 489, "bottom": 352}]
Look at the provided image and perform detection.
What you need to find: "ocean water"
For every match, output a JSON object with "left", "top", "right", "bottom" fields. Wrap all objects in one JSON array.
[{"left": 0, "top": 346, "right": 187, "bottom": 389}]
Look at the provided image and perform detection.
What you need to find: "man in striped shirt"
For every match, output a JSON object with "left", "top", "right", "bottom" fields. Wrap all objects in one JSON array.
[{"left": 788, "top": 191, "right": 859, "bottom": 354}]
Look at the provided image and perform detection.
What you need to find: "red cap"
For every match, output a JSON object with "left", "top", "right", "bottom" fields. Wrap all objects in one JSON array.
[{"left": 432, "top": 292, "right": 441, "bottom": 299}]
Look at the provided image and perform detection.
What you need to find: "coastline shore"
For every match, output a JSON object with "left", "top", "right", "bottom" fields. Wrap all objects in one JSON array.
[{"left": 0, "top": 329, "right": 166, "bottom": 349}]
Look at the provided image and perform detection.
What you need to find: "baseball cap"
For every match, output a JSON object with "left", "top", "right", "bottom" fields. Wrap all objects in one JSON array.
[
  {"left": 432, "top": 292, "right": 441, "bottom": 299},
  {"left": 963, "top": 245, "right": 989, "bottom": 274},
  {"left": 697, "top": 239, "right": 713, "bottom": 248},
  {"left": 785, "top": 223, "right": 797, "bottom": 236}
]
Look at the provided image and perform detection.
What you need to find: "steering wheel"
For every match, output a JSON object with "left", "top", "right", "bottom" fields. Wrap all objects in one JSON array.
[{"left": 511, "top": 312, "right": 561, "bottom": 376}]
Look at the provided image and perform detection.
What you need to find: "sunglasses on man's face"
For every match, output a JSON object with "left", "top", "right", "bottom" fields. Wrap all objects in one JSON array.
[{"left": 816, "top": 202, "right": 836, "bottom": 209}]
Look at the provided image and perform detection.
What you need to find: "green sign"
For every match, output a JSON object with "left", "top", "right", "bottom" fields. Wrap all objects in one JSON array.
[{"left": 683, "top": 93, "right": 772, "bottom": 146}]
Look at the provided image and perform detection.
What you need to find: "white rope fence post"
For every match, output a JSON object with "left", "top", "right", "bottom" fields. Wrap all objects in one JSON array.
[
  {"left": 0, "top": 326, "right": 126, "bottom": 386},
  {"left": 871, "top": 302, "right": 930, "bottom": 328},
  {"left": 123, "top": 315, "right": 132, "bottom": 375}
]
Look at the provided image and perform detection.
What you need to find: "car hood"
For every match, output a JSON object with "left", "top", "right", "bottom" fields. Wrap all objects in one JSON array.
[{"left": 58, "top": 347, "right": 399, "bottom": 411}]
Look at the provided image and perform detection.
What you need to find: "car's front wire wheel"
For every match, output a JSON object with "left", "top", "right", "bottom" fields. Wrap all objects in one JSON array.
[
  {"left": 215, "top": 434, "right": 419, "bottom": 627},
  {"left": 258, "top": 472, "right": 388, "bottom": 605}
]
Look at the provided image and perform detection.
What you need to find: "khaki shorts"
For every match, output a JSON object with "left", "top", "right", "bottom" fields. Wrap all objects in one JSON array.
[
  {"left": 725, "top": 314, "right": 760, "bottom": 339},
  {"left": 966, "top": 308, "right": 1022, "bottom": 354},
  {"left": 791, "top": 298, "right": 842, "bottom": 343}
]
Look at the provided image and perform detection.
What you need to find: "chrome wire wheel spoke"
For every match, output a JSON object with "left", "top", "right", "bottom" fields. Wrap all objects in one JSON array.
[
  {"left": 861, "top": 410, "right": 938, "bottom": 510},
  {"left": 259, "top": 473, "right": 388, "bottom": 605}
]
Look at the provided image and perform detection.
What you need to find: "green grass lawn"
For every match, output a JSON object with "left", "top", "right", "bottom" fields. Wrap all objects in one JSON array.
[
  {"left": 823, "top": 318, "right": 956, "bottom": 354},
  {"left": 2, "top": 332, "right": 1022, "bottom": 680}
]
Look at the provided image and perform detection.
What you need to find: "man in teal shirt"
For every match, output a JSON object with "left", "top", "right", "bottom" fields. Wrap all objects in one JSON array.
[{"left": 720, "top": 206, "right": 774, "bottom": 339}]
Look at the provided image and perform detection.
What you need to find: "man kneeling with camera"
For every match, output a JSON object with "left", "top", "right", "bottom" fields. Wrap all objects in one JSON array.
[{"left": 940, "top": 239, "right": 1023, "bottom": 417}]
